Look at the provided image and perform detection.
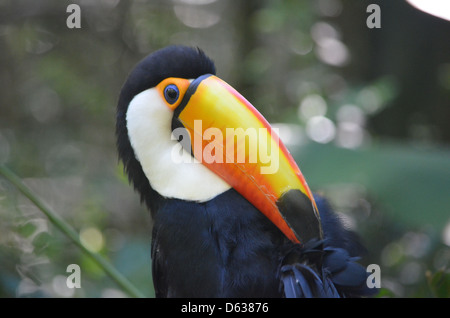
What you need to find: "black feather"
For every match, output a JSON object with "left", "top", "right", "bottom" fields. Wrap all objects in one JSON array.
[
  {"left": 280, "top": 194, "right": 378, "bottom": 297},
  {"left": 116, "top": 46, "right": 216, "bottom": 216}
]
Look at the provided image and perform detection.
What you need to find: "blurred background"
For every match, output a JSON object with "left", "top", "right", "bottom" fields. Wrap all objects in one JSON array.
[{"left": 1, "top": 0, "right": 449, "bottom": 297}]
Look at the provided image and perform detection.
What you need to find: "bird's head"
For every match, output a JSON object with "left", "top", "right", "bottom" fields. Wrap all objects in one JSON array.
[{"left": 116, "top": 46, "right": 322, "bottom": 244}]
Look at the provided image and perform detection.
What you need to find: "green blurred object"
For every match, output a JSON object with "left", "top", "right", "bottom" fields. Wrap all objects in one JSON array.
[
  {"left": 426, "top": 268, "right": 450, "bottom": 297},
  {"left": 0, "top": 165, "right": 145, "bottom": 298},
  {"left": 292, "top": 142, "right": 450, "bottom": 232}
]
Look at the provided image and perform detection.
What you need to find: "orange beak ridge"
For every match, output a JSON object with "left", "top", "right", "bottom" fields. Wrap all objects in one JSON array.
[{"left": 171, "top": 74, "right": 322, "bottom": 244}]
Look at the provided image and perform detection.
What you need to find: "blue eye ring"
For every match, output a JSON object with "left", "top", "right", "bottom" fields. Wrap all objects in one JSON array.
[{"left": 164, "top": 84, "right": 180, "bottom": 104}]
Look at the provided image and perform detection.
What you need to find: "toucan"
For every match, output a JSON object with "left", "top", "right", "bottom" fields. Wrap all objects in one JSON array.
[{"left": 116, "top": 45, "right": 375, "bottom": 298}]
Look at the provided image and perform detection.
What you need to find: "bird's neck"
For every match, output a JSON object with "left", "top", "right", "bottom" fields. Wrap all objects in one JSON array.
[{"left": 126, "top": 88, "right": 231, "bottom": 202}]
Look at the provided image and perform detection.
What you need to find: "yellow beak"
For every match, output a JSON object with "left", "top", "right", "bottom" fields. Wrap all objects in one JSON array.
[{"left": 164, "top": 74, "right": 322, "bottom": 244}]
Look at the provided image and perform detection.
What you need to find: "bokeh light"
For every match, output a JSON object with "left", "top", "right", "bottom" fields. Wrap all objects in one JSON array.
[
  {"left": 1, "top": 0, "right": 449, "bottom": 298},
  {"left": 406, "top": 0, "right": 450, "bottom": 21}
]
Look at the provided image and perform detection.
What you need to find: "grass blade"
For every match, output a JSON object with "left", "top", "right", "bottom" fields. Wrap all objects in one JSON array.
[{"left": 0, "top": 165, "right": 145, "bottom": 298}]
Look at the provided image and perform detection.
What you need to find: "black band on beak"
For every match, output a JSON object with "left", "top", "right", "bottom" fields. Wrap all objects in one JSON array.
[
  {"left": 171, "top": 74, "right": 213, "bottom": 156},
  {"left": 172, "top": 74, "right": 213, "bottom": 126}
]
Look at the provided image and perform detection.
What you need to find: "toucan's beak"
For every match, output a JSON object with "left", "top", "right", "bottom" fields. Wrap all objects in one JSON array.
[{"left": 172, "top": 74, "right": 322, "bottom": 244}]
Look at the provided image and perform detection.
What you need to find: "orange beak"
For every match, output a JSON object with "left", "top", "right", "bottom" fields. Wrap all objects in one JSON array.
[{"left": 162, "top": 74, "right": 322, "bottom": 244}]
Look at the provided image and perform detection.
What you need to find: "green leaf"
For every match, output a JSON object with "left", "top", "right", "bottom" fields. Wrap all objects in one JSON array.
[
  {"left": 375, "top": 287, "right": 397, "bottom": 298},
  {"left": 427, "top": 269, "right": 450, "bottom": 298},
  {"left": 0, "top": 165, "right": 145, "bottom": 298},
  {"left": 17, "top": 222, "right": 37, "bottom": 238}
]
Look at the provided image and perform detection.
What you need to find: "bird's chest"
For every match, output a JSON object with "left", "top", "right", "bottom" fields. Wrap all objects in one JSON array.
[{"left": 151, "top": 190, "right": 285, "bottom": 297}]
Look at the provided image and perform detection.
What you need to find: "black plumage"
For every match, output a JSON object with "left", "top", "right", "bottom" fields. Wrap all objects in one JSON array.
[
  {"left": 116, "top": 46, "right": 216, "bottom": 214},
  {"left": 116, "top": 46, "right": 377, "bottom": 297}
]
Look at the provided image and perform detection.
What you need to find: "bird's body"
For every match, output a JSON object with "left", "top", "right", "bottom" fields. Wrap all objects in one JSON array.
[
  {"left": 151, "top": 189, "right": 370, "bottom": 297},
  {"left": 116, "top": 46, "right": 376, "bottom": 298},
  {"left": 152, "top": 189, "right": 285, "bottom": 297}
]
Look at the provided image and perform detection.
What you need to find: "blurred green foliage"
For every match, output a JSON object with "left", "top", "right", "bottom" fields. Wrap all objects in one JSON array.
[{"left": 1, "top": 0, "right": 449, "bottom": 297}]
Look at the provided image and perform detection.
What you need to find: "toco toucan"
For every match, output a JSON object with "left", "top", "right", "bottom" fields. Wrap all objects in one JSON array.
[{"left": 116, "top": 45, "right": 375, "bottom": 297}]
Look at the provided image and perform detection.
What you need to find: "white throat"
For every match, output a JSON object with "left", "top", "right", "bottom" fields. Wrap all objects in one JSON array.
[{"left": 126, "top": 88, "right": 231, "bottom": 202}]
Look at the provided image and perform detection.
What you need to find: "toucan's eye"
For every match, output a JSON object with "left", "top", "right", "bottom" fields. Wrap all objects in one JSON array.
[{"left": 164, "top": 84, "right": 180, "bottom": 104}]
